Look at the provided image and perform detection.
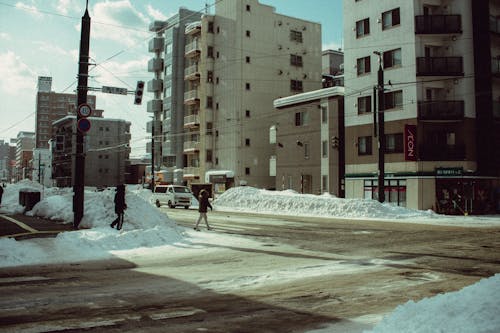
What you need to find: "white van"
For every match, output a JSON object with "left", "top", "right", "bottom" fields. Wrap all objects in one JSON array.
[{"left": 151, "top": 185, "right": 192, "bottom": 209}]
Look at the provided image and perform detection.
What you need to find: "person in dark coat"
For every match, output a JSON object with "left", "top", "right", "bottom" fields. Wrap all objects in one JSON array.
[
  {"left": 0, "top": 184, "right": 3, "bottom": 207},
  {"left": 110, "top": 184, "right": 127, "bottom": 230},
  {"left": 194, "top": 189, "right": 213, "bottom": 231}
]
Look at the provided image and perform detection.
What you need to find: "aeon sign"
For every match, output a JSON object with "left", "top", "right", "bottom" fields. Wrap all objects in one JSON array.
[{"left": 404, "top": 124, "right": 417, "bottom": 161}]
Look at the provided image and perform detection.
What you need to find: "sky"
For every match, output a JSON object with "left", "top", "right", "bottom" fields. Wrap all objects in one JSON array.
[
  {"left": 0, "top": 181, "right": 499, "bottom": 332},
  {"left": 0, "top": 0, "right": 343, "bottom": 157}
]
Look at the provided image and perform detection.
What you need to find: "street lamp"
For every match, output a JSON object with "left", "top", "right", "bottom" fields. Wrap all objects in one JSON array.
[{"left": 373, "top": 51, "right": 385, "bottom": 203}]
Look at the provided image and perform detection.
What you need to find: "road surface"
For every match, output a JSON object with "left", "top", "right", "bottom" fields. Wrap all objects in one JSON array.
[{"left": 1, "top": 209, "right": 499, "bottom": 332}]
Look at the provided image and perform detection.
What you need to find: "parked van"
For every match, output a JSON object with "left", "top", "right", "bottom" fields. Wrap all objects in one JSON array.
[{"left": 151, "top": 185, "right": 192, "bottom": 209}]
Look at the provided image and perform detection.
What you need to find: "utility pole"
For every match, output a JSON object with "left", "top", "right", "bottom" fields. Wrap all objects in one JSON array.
[
  {"left": 151, "top": 120, "right": 155, "bottom": 192},
  {"left": 374, "top": 51, "right": 385, "bottom": 203},
  {"left": 73, "top": 0, "right": 91, "bottom": 229}
]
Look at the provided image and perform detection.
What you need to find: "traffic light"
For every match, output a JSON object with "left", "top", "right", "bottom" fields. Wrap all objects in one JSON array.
[
  {"left": 134, "top": 80, "right": 145, "bottom": 105},
  {"left": 55, "top": 135, "right": 64, "bottom": 152}
]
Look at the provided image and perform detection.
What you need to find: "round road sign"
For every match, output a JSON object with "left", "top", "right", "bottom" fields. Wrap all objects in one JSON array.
[
  {"left": 77, "top": 118, "right": 91, "bottom": 132},
  {"left": 77, "top": 103, "right": 92, "bottom": 117}
]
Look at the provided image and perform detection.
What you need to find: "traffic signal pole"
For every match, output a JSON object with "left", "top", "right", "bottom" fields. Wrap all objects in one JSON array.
[
  {"left": 374, "top": 51, "right": 385, "bottom": 203},
  {"left": 73, "top": 1, "right": 91, "bottom": 229}
]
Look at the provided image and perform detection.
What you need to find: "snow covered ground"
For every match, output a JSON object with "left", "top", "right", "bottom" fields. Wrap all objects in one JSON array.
[{"left": 0, "top": 180, "right": 499, "bottom": 333}]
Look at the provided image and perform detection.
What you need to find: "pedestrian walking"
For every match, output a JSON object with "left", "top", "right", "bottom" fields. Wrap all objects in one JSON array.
[
  {"left": 110, "top": 184, "right": 127, "bottom": 230},
  {"left": 0, "top": 184, "right": 4, "bottom": 207},
  {"left": 194, "top": 189, "right": 213, "bottom": 231}
]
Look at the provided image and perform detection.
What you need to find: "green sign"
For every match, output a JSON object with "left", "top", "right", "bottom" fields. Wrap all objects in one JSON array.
[{"left": 436, "top": 167, "right": 463, "bottom": 177}]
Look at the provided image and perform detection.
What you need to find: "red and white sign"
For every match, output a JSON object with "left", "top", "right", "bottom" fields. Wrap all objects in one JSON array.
[
  {"left": 404, "top": 124, "right": 417, "bottom": 161},
  {"left": 77, "top": 103, "right": 92, "bottom": 118}
]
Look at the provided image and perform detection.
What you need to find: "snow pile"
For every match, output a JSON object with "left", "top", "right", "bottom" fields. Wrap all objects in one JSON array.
[
  {"left": 214, "top": 186, "right": 436, "bottom": 220},
  {"left": 364, "top": 274, "right": 500, "bottom": 333}
]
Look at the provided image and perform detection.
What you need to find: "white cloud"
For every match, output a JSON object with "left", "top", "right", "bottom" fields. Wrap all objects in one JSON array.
[
  {"left": 323, "top": 41, "right": 343, "bottom": 52},
  {"left": 0, "top": 32, "right": 12, "bottom": 41},
  {"left": 90, "top": 0, "right": 150, "bottom": 48},
  {"left": 0, "top": 51, "right": 37, "bottom": 96},
  {"left": 15, "top": 1, "right": 43, "bottom": 19},
  {"left": 54, "top": 0, "right": 81, "bottom": 15},
  {"left": 33, "top": 41, "right": 74, "bottom": 59},
  {"left": 146, "top": 4, "right": 167, "bottom": 21}
]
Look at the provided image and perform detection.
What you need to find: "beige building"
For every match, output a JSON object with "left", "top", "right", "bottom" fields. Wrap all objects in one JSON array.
[
  {"left": 35, "top": 76, "right": 99, "bottom": 149},
  {"left": 343, "top": 0, "right": 500, "bottom": 214},
  {"left": 52, "top": 116, "right": 131, "bottom": 187},
  {"left": 14, "top": 131, "right": 35, "bottom": 181},
  {"left": 180, "top": 0, "right": 322, "bottom": 193},
  {"left": 272, "top": 87, "right": 345, "bottom": 196}
]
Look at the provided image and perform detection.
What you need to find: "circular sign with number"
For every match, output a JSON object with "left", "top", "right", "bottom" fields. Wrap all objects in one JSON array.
[
  {"left": 77, "top": 103, "right": 92, "bottom": 117},
  {"left": 77, "top": 118, "right": 91, "bottom": 133}
]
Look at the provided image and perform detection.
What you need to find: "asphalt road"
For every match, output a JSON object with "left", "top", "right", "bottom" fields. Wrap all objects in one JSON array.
[
  {"left": 0, "top": 214, "right": 74, "bottom": 240},
  {"left": 0, "top": 209, "right": 499, "bottom": 332}
]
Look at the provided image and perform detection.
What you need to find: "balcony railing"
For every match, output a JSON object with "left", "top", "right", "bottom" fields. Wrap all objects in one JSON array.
[
  {"left": 185, "top": 21, "right": 201, "bottom": 35},
  {"left": 184, "top": 65, "right": 200, "bottom": 80},
  {"left": 419, "top": 144, "right": 466, "bottom": 161},
  {"left": 183, "top": 167, "right": 200, "bottom": 178},
  {"left": 184, "top": 114, "right": 200, "bottom": 127},
  {"left": 418, "top": 100, "right": 464, "bottom": 120},
  {"left": 415, "top": 15, "right": 462, "bottom": 34},
  {"left": 185, "top": 41, "right": 201, "bottom": 57},
  {"left": 183, "top": 140, "right": 200, "bottom": 152},
  {"left": 416, "top": 57, "right": 463, "bottom": 76},
  {"left": 184, "top": 90, "right": 199, "bottom": 104}
]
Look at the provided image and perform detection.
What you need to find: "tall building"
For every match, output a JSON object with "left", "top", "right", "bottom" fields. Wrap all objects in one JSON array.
[
  {"left": 148, "top": 9, "right": 204, "bottom": 171},
  {"left": 14, "top": 131, "right": 35, "bottom": 181},
  {"left": 343, "top": 0, "right": 500, "bottom": 214},
  {"left": 0, "top": 140, "right": 12, "bottom": 182},
  {"left": 52, "top": 116, "right": 131, "bottom": 187},
  {"left": 175, "top": 0, "right": 322, "bottom": 191},
  {"left": 35, "top": 76, "right": 100, "bottom": 149}
]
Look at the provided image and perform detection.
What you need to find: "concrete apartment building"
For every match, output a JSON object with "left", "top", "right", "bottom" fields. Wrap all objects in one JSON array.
[
  {"left": 343, "top": 0, "right": 500, "bottom": 214},
  {"left": 35, "top": 76, "right": 99, "bottom": 149},
  {"left": 175, "top": 0, "right": 322, "bottom": 192},
  {"left": 52, "top": 116, "right": 131, "bottom": 187},
  {"left": 272, "top": 86, "right": 345, "bottom": 196},
  {"left": 14, "top": 131, "right": 35, "bottom": 181}
]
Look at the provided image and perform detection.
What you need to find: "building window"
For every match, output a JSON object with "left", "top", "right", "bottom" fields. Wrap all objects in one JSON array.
[
  {"left": 358, "top": 96, "right": 372, "bottom": 114},
  {"left": 295, "top": 111, "right": 309, "bottom": 126},
  {"left": 216, "top": 102, "right": 219, "bottom": 110},
  {"left": 206, "top": 122, "right": 213, "bottom": 135},
  {"left": 290, "top": 54, "right": 303, "bottom": 67},
  {"left": 383, "top": 48, "right": 402, "bottom": 69},
  {"left": 246, "top": 110, "right": 251, "bottom": 118},
  {"left": 208, "top": 22, "right": 214, "bottom": 33},
  {"left": 207, "top": 70, "right": 213, "bottom": 83},
  {"left": 165, "top": 64, "right": 172, "bottom": 76},
  {"left": 356, "top": 18, "right": 370, "bottom": 38},
  {"left": 358, "top": 136, "right": 372, "bottom": 155},
  {"left": 357, "top": 56, "right": 371, "bottom": 75},
  {"left": 364, "top": 179, "right": 406, "bottom": 206},
  {"left": 321, "top": 106, "right": 327, "bottom": 123},
  {"left": 207, "top": 46, "right": 214, "bottom": 58},
  {"left": 322, "top": 140, "right": 328, "bottom": 158},
  {"left": 304, "top": 143, "right": 310, "bottom": 159},
  {"left": 385, "top": 133, "right": 403, "bottom": 153},
  {"left": 291, "top": 79, "right": 303, "bottom": 92},
  {"left": 206, "top": 96, "right": 213, "bottom": 109},
  {"left": 206, "top": 149, "right": 213, "bottom": 162},
  {"left": 246, "top": 56, "right": 251, "bottom": 63},
  {"left": 216, "top": 26, "right": 220, "bottom": 34},
  {"left": 385, "top": 90, "right": 403, "bottom": 109},
  {"left": 322, "top": 175, "right": 328, "bottom": 193},
  {"left": 245, "top": 83, "right": 251, "bottom": 90},
  {"left": 290, "top": 30, "right": 303, "bottom": 43},
  {"left": 246, "top": 4, "right": 251, "bottom": 11},
  {"left": 246, "top": 30, "right": 251, "bottom": 37},
  {"left": 382, "top": 8, "right": 400, "bottom": 30},
  {"left": 166, "top": 43, "right": 172, "bottom": 54},
  {"left": 245, "top": 167, "right": 250, "bottom": 175},
  {"left": 216, "top": 77, "right": 219, "bottom": 84},
  {"left": 245, "top": 138, "right": 250, "bottom": 146},
  {"left": 216, "top": 51, "right": 220, "bottom": 58}
]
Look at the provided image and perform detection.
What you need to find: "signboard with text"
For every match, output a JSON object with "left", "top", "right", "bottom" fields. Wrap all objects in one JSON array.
[{"left": 404, "top": 124, "right": 417, "bottom": 161}]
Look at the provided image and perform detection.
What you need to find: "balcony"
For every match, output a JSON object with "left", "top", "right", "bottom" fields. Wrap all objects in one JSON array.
[
  {"left": 183, "top": 167, "right": 200, "bottom": 179},
  {"left": 184, "top": 64, "right": 200, "bottom": 80},
  {"left": 416, "top": 57, "right": 463, "bottom": 76},
  {"left": 185, "top": 21, "right": 201, "bottom": 35},
  {"left": 184, "top": 90, "right": 199, "bottom": 104},
  {"left": 419, "top": 144, "right": 466, "bottom": 161},
  {"left": 418, "top": 100, "right": 464, "bottom": 121},
  {"left": 148, "top": 58, "right": 164, "bottom": 72},
  {"left": 184, "top": 114, "right": 200, "bottom": 128},
  {"left": 147, "top": 78, "right": 163, "bottom": 93},
  {"left": 185, "top": 40, "right": 201, "bottom": 58},
  {"left": 183, "top": 141, "right": 200, "bottom": 153},
  {"left": 415, "top": 15, "right": 462, "bottom": 34},
  {"left": 147, "top": 99, "right": 162, "bottom": 113},
  {"left": 148, "top": 37, "right": 164, "bottom": 53}
]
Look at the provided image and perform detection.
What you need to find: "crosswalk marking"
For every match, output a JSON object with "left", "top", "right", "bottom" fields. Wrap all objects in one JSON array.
[{"left": 0, "top": 214, "right": 37, "bottom": 233}]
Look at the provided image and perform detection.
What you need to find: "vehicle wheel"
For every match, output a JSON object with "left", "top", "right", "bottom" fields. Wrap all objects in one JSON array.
[
  {"left": 168, "top": 201, "right": 175, "bottom": 209},
  {"left": 184, "top": 206, "right": 189, "bottom": 210},
  {"left": 155, "top": 200, "right": 161, "bottom": 208}
]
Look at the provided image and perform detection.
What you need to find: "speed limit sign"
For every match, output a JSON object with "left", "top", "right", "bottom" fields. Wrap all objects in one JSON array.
[{"left": 77, "top": 103, "right": 92, "bottom": 118}]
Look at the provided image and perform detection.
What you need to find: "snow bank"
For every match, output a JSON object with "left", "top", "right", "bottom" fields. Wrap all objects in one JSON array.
[
  {"left": 214, "top": 186, "right": 436, "bottom": 220},
  {"left": 364, "top": 274, "right": 500, "bottom": 333}
]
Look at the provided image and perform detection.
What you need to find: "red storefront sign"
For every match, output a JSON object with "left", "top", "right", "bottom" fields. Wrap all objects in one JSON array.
[{"left": 404, "top": 124, "right": 417, "bottom": 161}]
